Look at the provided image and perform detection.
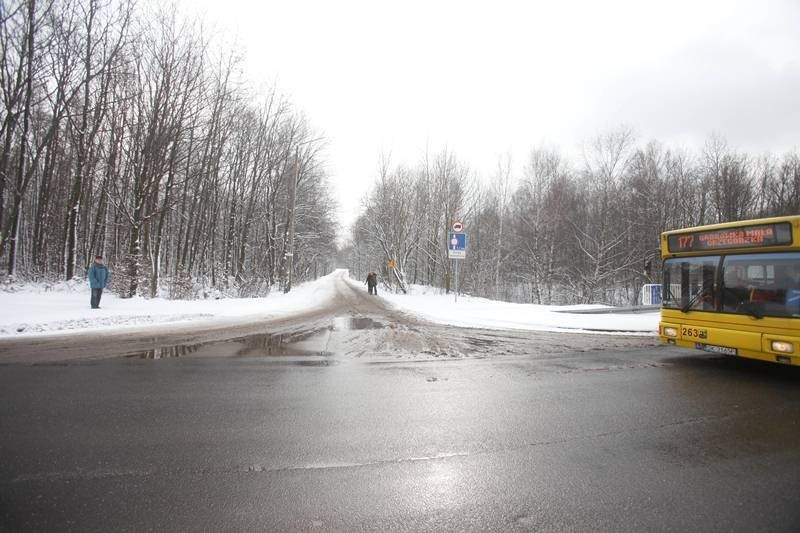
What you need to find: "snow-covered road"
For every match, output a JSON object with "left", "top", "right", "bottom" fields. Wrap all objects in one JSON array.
[
  {"left": 0, "top": 270, "right": 660, "bottom": 363},
  {"left": 0, "top": 270, "right": 659, "bottom": 340}
]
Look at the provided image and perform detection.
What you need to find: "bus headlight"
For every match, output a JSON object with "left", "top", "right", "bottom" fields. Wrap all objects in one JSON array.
[
  {"left": 771, "top": 341, "right": 794, "bottom": 353},
  {"left": 663, "top": 327, "right": 678, "bottom": 337}
]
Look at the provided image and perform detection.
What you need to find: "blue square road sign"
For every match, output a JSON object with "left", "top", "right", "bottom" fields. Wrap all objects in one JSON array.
[{"left": 448, "top": 232, "right": 467, "bottom": 259}]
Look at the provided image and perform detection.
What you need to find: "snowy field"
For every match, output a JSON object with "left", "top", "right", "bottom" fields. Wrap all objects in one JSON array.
[
  {"left": 380, "top": 284, "right": 660, "bottom": 335},
  {"left": 0, "top": 270, "right": 659, "bottom": 338},
  {"left": 0, "top": 272, "right": 341, "bottom": 337}
]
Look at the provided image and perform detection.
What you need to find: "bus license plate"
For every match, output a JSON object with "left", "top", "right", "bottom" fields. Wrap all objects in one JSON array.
[{"left": 695, "top": 342, "right": 737, "bottom": 356}]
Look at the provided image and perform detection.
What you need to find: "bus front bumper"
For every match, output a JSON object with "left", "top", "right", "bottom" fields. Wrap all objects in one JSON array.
[{"left": 659, "top": 321, "right": 800, "bottom": 366}]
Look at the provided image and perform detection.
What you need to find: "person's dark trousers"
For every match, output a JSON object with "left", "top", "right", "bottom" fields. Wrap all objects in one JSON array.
[{"left": 91, "top": 288, "right": 103, "bottom": 309}]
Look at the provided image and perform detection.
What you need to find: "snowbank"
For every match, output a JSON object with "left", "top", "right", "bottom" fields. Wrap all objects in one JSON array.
[
  {"left": 380, "top": 284, "right": 659, "bottom": 335},
  {"left": 0, "top": 270, "right": 659, "bottom": 339},
  {"left": 0, "top": 270, "right": 343, "bottom": 337}
]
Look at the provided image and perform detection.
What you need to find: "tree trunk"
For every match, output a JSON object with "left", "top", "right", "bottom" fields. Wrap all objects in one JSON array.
[{"left": 7, "top": 0, "right": 36, "bottom": 277}]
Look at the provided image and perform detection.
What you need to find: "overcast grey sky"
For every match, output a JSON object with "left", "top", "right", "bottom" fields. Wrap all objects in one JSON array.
[{"left": 191, "top": 0, "right": 800, "bottom": 230}]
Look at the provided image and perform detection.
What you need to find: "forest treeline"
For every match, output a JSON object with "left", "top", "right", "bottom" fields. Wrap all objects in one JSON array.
[
  {"left": 342, "top": 129, "right": 800, "bottom": 305},
  {"left": 0, "top": 0, "right": 337, "bottom": 297}
]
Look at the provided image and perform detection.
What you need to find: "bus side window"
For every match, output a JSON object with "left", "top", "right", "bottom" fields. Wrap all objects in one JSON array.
[
  {"left": 779, "top": 264, "right": 800, "bottom": 313},
  {"left": 788, "top": 289, "right": 800, "bottom": 314}
]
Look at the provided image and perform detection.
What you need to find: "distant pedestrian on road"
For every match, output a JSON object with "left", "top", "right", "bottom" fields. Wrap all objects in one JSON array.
[
  {"left": 88, "top": 255, "right": 109, "bottom": 309},
  {"left": 366, "top": 272, "right": 378, "bottom": 295}
]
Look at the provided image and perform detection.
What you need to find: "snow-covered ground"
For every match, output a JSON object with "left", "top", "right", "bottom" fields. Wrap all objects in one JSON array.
[
  {"left": 380, "top": 284, "right": 659, "bottom": 335},
  {"left": 0, "top": 270, "right": 659, "bottom": 339},
  {"left": 0, "top": 271, "right": 341, "bottom": 337}
]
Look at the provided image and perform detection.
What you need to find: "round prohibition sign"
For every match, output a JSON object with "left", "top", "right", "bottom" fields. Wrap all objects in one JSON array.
[{"left": 452, "top": 221, "right": 464, "bottom": 232}]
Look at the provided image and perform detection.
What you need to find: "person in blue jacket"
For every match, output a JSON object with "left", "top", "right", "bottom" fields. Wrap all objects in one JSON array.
[{"left": 88, "top": 255, "right": 109, "bottom": 309}]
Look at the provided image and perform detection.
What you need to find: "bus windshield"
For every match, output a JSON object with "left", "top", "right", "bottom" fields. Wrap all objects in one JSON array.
[{"left": 663, "top": 252, "right": 800, "bottom": 318}]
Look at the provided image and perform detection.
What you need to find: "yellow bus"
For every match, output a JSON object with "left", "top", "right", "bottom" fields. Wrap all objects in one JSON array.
[{"left": 659, "top": 215, "right": 800, "bottom": 365}]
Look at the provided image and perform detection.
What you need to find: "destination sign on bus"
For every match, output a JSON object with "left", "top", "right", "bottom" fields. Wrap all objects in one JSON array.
[{"left": 667, "top": 222, "right": 793, "bottom": 252}]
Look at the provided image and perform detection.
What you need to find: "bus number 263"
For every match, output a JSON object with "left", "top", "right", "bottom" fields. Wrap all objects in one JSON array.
[{"left": 682, "top": 327, "right": 706, "bottom": 339}]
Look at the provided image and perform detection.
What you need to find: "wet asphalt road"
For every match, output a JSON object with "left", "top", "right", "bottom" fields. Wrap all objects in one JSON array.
[
  {"left": 2, "top": 342, "right": 800, "bottom": 532},
  {"left": 1, "top": 276, "right": 800, "bottom": 531}
]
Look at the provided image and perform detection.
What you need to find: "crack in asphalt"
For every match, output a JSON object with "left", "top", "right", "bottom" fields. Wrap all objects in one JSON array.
[
  {"left": 0, "top": 418, "right": 708, "bottom": 485},
  {"left": 10, "top": 405, "right": 788, "bottom": 486},
  {"left": 6, "top": 452, "right": 473, "bottom": 484}
]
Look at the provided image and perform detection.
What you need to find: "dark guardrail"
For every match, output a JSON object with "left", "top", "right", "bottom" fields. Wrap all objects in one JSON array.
[{"left": 554, "top": 305, "right": 660, "bottom": 315}]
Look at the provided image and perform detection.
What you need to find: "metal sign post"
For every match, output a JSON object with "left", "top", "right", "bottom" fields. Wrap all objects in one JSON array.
[{"left": 454, "top": 260, "right": 459, "bottom": 302}]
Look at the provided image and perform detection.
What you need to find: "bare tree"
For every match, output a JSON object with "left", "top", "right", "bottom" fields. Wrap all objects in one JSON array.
[{"left": 348, "top": 126, "right": 796, "bottom": 307}]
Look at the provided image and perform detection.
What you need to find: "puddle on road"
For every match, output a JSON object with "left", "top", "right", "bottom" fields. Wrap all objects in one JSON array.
[
  {"left": 331, "top": 316, "right": 384, "bottom": 331},
  {"left": 464, "top": 336, "right": 500, "bottom": 348},
  {"left": 127, "top": 329, "right": 330, "bottom": 360},
  {"left": 126, "top": 315, "right": 387, "bottom": 360}
]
